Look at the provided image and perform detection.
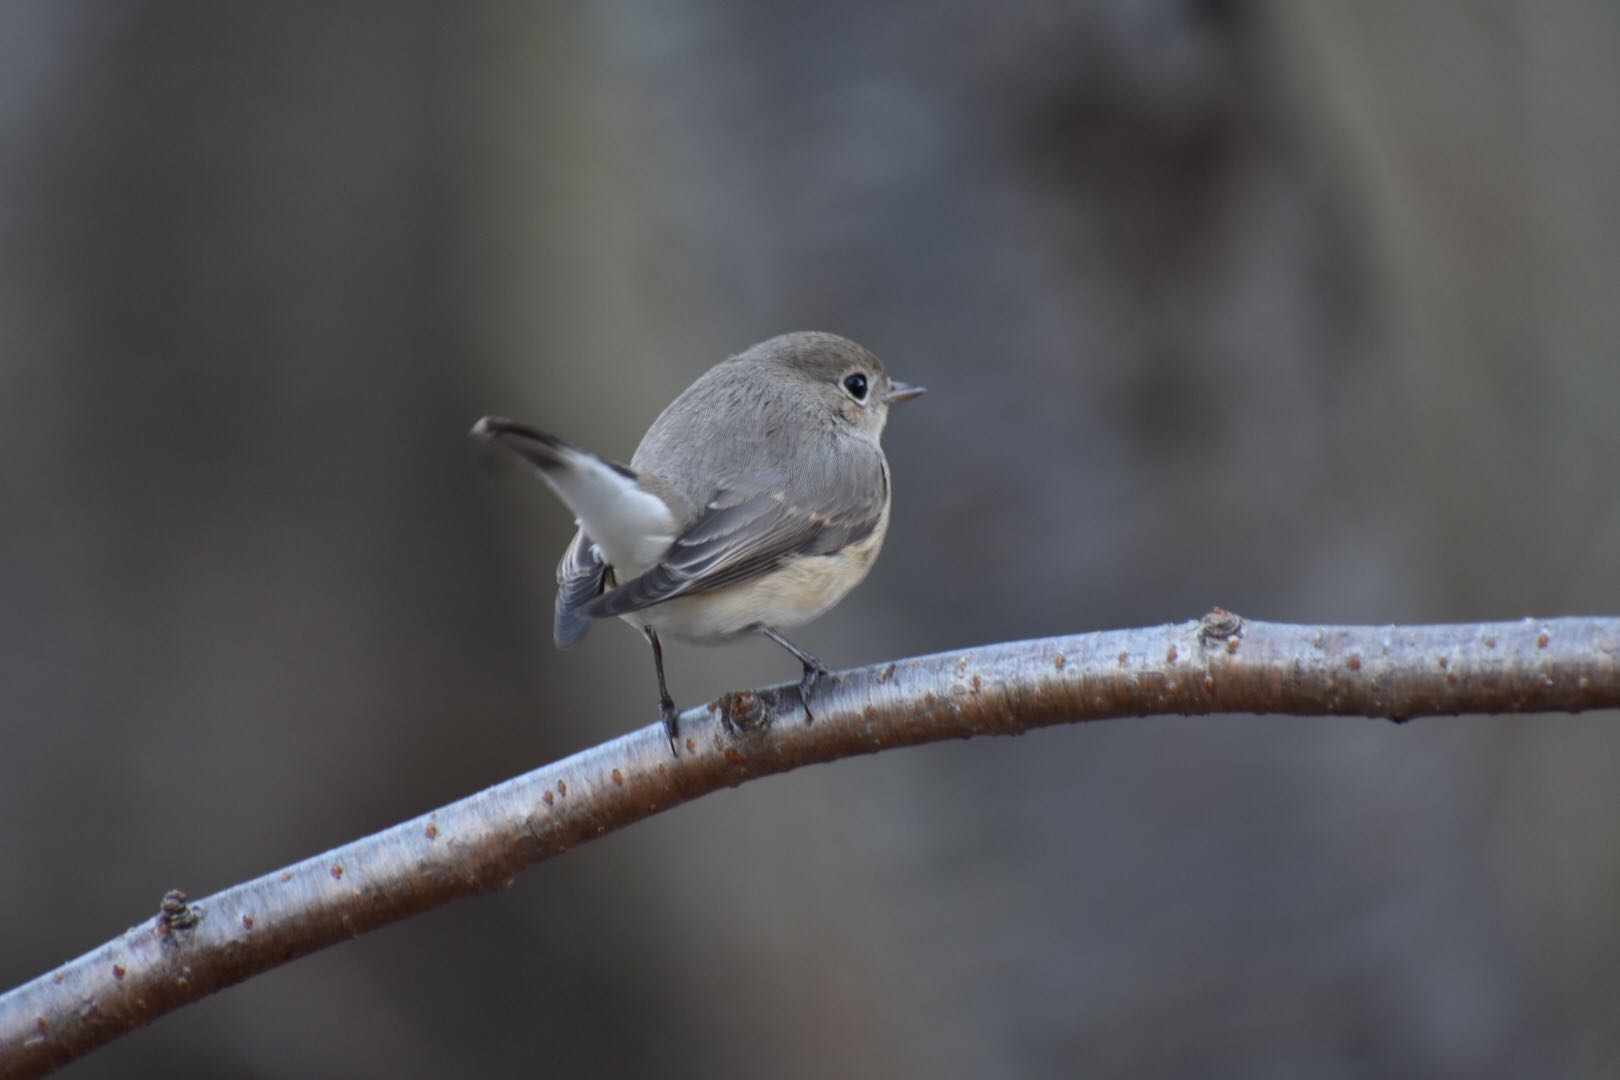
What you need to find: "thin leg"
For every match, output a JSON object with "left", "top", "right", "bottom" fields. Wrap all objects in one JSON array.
[
  {"left": 643, "top": 627, "right": 679, "bottom": 752},
  {"left": 758, "top": 626, "right": 830, "bottom": 718}
]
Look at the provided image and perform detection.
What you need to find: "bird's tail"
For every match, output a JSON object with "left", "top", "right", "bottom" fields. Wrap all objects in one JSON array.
[
  {"left": 470, "top": 414, "right": 678, "bottom": 636},
  {"left": 470, "top": 416, "right": 578, "bottom": 473}
]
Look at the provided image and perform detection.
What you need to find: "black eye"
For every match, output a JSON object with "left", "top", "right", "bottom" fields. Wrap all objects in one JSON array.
[{"left": 843, "top": 373, "right": 868, "bottom": 401}]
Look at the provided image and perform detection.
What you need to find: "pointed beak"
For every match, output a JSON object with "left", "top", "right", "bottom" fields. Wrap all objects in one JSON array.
[{"left": 884, "top": 380, "right": 927, "bottom": 405}]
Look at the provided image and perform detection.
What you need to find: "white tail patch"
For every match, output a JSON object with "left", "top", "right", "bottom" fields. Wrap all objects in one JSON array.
[{"left": 535, "top": 451, "right": 675, "bottom": 579}]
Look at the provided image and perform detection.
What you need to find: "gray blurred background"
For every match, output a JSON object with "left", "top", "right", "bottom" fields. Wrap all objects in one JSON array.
[{"left": 3, "top": 2, "right": 1618, "bottom": 1077}]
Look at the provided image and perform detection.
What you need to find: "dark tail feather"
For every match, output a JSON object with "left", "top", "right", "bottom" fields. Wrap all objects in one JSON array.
[
  {"left": 469, "top": 416, "right": 574, "bottom": 472},
  {"left": 554, "top": 532, "right": 607, "bottom": 648},
  {"left": 554, "top": 605, "right": 595, "bottom": 648}
]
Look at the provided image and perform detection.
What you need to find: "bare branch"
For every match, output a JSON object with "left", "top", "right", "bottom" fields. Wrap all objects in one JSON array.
[{"left": 4, "top": 613, "right": 1618, "bottom": 1077}]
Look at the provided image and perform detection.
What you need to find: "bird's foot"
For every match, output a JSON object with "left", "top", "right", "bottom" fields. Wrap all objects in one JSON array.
[
  {"left": 659, "top": 701, "right": 680, "bottom": 755},
  {"left": 797, "top": 661, "right": 831, "bottom": 723}
]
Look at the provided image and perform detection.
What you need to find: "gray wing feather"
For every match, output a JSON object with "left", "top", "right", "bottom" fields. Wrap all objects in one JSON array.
[
  {"left": 580, "top": 456, "right": 887, "bottom": 620},
  {"left": 554, "top": 529, "right": 607, "bottom": 647}
]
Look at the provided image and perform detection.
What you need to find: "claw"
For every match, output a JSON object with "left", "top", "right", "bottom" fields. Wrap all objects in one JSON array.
[
  {"left": 797, "top": 661, "right": 830, "bottom": 723},
  {"left": 660, "top": 703, "right": 680, "bottom": 754},
  {"left": 644, "top": 626, "right": 681, "bottom": 756},
  {"left": 758, "top": 626, "right": 831, "bottom": 725}
]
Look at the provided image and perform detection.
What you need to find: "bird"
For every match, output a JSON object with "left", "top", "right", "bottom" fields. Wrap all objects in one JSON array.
[{"left": 471, "top": 331, "right": 924, "bottom": 747}]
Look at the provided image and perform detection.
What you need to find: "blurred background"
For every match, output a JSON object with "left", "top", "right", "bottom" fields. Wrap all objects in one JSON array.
[{"left": 3, "top": 2, "right": 1618, "bottom": 1076}]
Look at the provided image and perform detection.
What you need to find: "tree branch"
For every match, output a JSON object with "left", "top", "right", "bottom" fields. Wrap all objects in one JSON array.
[{"left": 4, "top": 613, "right": 1618, "bottom": 1077}]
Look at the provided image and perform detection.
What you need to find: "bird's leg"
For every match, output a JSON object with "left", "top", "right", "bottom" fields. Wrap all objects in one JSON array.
[
  {"left": 643, "top": 627, "right": 679, "bottom": 752},
  {"left": 758, "top": 626, "right": 830, "bottom": 720}
]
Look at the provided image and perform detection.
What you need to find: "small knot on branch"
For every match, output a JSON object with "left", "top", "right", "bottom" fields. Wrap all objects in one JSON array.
[
  {"left": 157, "top": 889, "right": 200, "bottom": 940},
  {"left": 715, "top": 690, "right": 770, "bottom": 735},
  {"left": 1198, "top": 607, "right": 1244, "bottom": 644}
]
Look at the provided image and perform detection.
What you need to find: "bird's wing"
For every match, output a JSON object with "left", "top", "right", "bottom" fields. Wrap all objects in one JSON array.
[
  {"left": 554, "top": 528, "right": 608, "bottom": 648},
  {"left": 580, "top": 454, "right": 888, "bottom": 620}
]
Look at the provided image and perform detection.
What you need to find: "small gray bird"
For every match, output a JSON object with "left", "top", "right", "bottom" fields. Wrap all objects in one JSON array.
[{"left": 472, "top": 331, "right": 924, "bottom": 746}]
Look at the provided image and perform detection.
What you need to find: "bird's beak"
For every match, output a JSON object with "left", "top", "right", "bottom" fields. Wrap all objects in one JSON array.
[{"left": 884, "top": 381, "right": 926, "bottom": 405}]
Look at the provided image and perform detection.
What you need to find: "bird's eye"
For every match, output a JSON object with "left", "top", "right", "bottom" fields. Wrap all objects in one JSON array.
[{"left": 843, "top": 373, "right": 868, "bottom": 401}]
